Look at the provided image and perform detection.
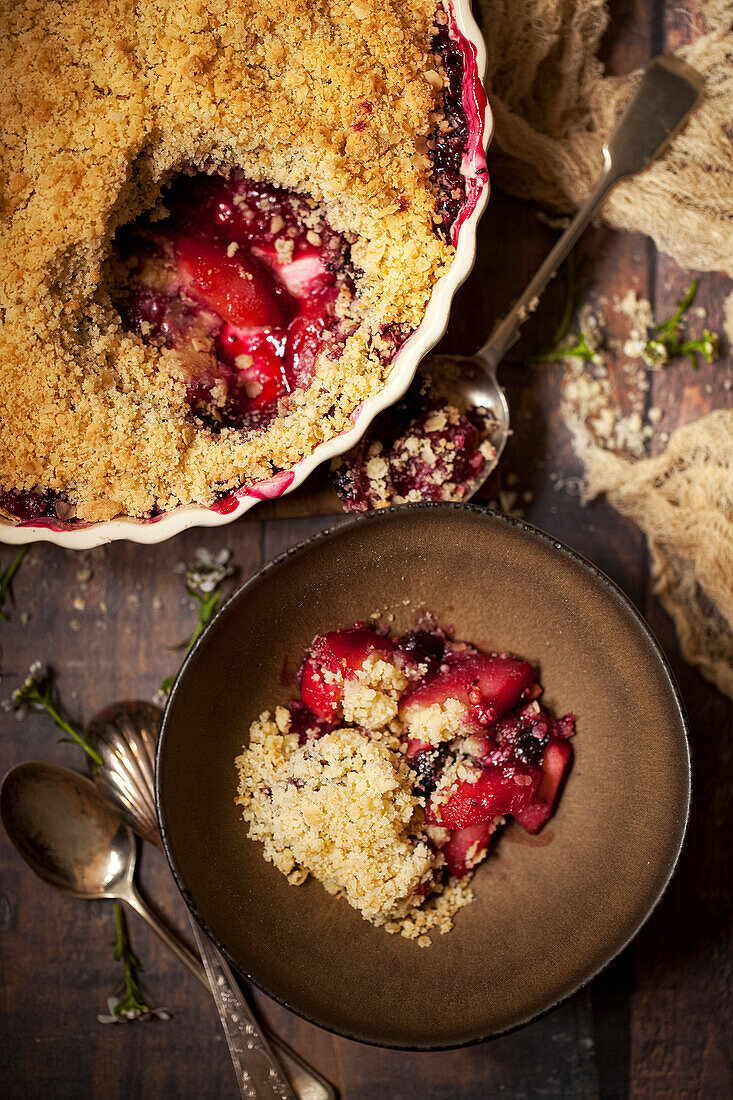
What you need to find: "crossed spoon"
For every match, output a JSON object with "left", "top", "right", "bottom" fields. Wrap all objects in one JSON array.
[{"left": 1, "top": 702, "right": 333, "bottom": 1100}]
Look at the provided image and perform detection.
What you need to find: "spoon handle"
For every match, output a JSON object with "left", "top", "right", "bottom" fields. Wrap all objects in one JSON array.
[
  {"left": 476, "top": 172, "right": 614, "bottom": 370},
  {"left": 124, "top": 883, "right": 292, "bottom": 1095},
  {"left": 122, "top": 882, "right": 211, "bottom": 993},
  {"left": 476, "top": 55, "right": 702, "bottom": 371},
  {"left": 121, "top": 886, "right": 333, "bottom": 1100},
  {"left": 87, "top": 703, "right": 333, "bottom": 1100},
  {"left": 190, "top": 918, "right": 297, "bottom": 1100}
]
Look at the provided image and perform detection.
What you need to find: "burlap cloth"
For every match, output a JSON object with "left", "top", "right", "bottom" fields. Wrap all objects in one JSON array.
[{"left": 477, "top": 0, "right": 733, "bottom": 696}]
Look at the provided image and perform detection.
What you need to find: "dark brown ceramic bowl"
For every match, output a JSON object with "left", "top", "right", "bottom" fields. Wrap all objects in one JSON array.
[{"left": 156, "top": 504, "right": 690, "bottom": 1049}]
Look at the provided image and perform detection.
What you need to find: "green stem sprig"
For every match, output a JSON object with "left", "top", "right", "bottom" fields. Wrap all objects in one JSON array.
[
  {"left": 110, "top": 904, "right": 155, "bottom": 1019},
  {"left": 159, "top": 584, "right": 225, "bottom": 696},
  {"left": 0, "top": 546, "right": 28, "bottom": 621},
  {"left": 528, "top": 329, "right": 597, "bottom": 364},
  {"left": 644, "top": 279, "right": 720, "bottom": 369},
  {"left": 159, "top": 549, "right": 233, "bottom": 699},
  {"left": 523, "top": 253, "right": 598, "bottom": 364},
  {"left": 6, "top": 663, "right": 102, "bottom": 769}
]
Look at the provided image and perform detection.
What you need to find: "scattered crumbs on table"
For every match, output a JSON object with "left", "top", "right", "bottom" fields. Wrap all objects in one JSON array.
[{"left": 724, "top": 290, "right": 733, "bottom": 345}]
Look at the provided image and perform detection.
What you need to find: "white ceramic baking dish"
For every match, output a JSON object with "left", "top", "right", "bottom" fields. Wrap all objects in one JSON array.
[{"left": 0, "top": 0, "right": 492, "bottom": 549}]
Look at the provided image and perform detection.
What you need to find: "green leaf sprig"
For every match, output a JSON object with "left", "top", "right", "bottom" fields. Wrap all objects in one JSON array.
[
  {"left": 0, "top": 545, "right": 28, "bottom": 621},
  {"left": 158, "top": 548, "right": 234, "bottom": 699},
  {"left": 644, "top": 279, "right": 720, "bottom": 370},
  {"left": 110, "top": 904, "right": 154, "bottom": 1018},
  {"left": 3, "top": 662, "right": 103, "bottom": 770},
  {"left": 97, "top": 904, "right": 170, "bottom": 1023},
  {"left": 527, "top": 253, "right": 598, "bottom": 364},
  {"left": 529, "top": 329, "right": 597, "bottom": 364},
  {"left": 111, "top": 904, "right": 151, "bottom": 1017}
]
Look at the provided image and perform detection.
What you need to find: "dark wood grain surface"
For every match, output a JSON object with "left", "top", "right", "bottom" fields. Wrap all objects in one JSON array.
[{"left": 2, "top": 3, "right": 732, "bottom": 1096}]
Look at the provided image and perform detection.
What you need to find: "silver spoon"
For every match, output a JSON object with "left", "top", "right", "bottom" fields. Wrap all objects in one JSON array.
[
  {"left": 0, "top": 758, "right": 327, "bottom": 1100},
  {"left": 0, "top": 760, "right": 204, "bottom": 979},
  {"left": 430, "top": 55, "right": 703, "bottom": 499},
  {"left": 84, "top": 702, "right": 333, "bottom": 1100}
]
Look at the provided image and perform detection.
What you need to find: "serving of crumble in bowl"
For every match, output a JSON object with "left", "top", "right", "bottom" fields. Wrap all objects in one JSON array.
[
  {"left": 0, "top": 0, "right": 491, "bottom": 549},
  {"left": 156, "top": 504, "right": 690, "bottom": 1048}
]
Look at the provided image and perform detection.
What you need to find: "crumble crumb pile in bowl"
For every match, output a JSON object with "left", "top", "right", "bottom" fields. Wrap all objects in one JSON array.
[
  {"left": 0, "top": 0, "right": 490, "bottom": 544},
  {"left": 236, "top": 622, "right": 575, "bottom": 946}
]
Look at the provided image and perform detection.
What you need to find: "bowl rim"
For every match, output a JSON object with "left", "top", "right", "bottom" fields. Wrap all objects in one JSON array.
[
  {"left": 156, "top": 501, "right": 692, "bottom": 1050},
  {"left": 1, "top": 0, "right": 493, "bottom": 550}
]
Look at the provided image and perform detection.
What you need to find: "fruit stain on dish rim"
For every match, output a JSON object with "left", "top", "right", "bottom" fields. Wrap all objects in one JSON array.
[
  {"left": 210, "top": 470, "right": 296, "bottom": 513},
  {"left": 450, "top": 26, "right": 488, "bottom": 244}
]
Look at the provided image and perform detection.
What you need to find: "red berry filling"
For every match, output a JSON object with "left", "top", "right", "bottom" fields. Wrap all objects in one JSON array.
[
  {"left": 110, "top": 173, "right": 357, "bottom": 435},
  {"left": 175, "top": 236, "right": 287, "bottom": 330},
  {"left": 428, "top": 23, "right": 471, "bottom": 238},
  {"left": 300, "top": 627, "right": 396, "bottom": 721},
  {"left": 0, "top": 488, "right": 62, "bottom": 523},
  {"left": 399, "top": 650, "right": 537, "bottom": 730},
  {"left": 440, "top": 821, "right": 495, "bottom": 878},
  {"left": 427, "top": 764, "right": 543, "bottom": 829},
  {"left": 513, "top": 738, "right": 573, "bottom": 834},
  {"left": 289, "top": 622, "right": 575, "bottom": 893}
]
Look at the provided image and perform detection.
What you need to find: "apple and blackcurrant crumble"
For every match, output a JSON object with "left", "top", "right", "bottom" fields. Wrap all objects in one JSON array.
[
  {"left": 0, "top": 0, "right": 486, "bottom": 524},
  {"left": 236, "top": 623, "right": 575, "bottom": 944}
]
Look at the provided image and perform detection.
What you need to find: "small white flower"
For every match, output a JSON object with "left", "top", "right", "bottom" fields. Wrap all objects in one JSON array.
[
  {"left": 193, "top": 572, "right": 217, "bottom": 594},
  {"left": 97, "top": 995, "right": 126, "bottom": 1024},
  {"left": 174, "top": 548, "right": 233, "bottom": 597},
  {"left": 194, "top": 547, "right": 216, "bottom": 568},
  {"left": 97, "top": 995, "right": 170, "bottom": 1024}
]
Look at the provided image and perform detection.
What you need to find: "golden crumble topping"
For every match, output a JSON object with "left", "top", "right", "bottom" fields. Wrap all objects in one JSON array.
[
  {"left": 237, "top": 720, "right": 435, "bottom": 920},
  {"left": 236, "top": 706, "right": 476, "bottom": 944},
  {"left": 0, "top": 0, "right": 457, "bottom": 521},
  {"left": 403, "top": 695, "right": 470, "bottom": 744},
  {"left": 341, "top": 653, "right": 408, "bottom": 728}
]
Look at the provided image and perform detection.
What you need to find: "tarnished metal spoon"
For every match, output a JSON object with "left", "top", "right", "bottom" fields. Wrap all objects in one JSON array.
[
  {"left": 85, "top": 702, "right": 334, "bottom": 1100},
  {"left": 0, "top": 760, "right": 205, "bottom": 982},
  {"left": 430, "top": 55, "right": 703, "bottom": 499},
  {"left": 0, "top": 756, "right": 330, "bottom": 1100}
]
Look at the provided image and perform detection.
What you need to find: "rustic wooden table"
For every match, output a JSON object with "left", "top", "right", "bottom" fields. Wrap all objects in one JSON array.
[{"left": 1, "top": 4, "right": 732, "bottom": 1097}]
